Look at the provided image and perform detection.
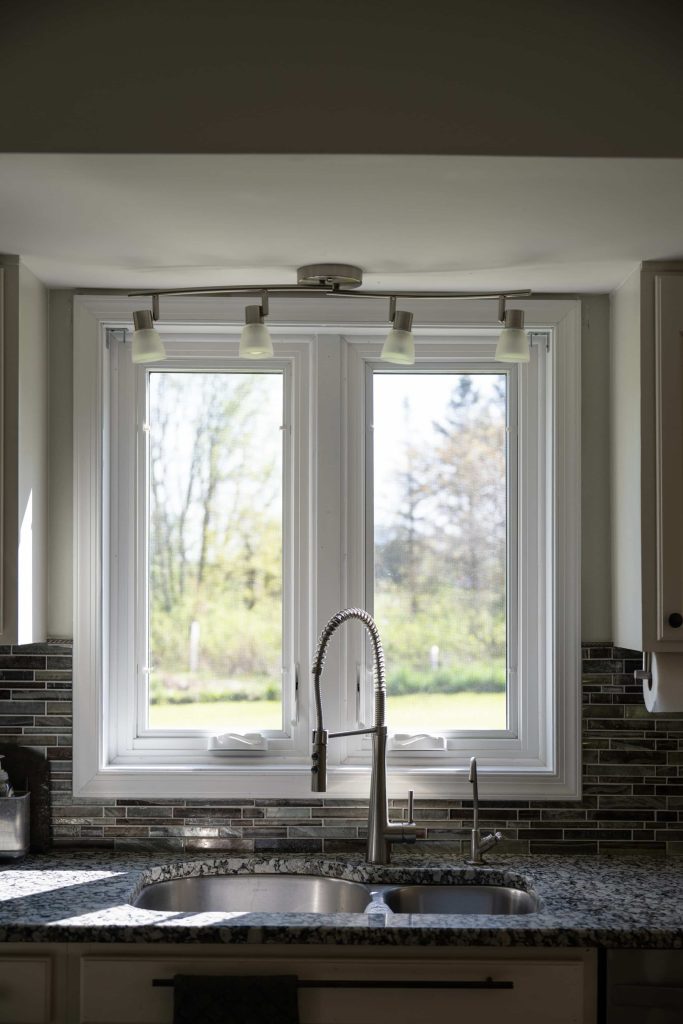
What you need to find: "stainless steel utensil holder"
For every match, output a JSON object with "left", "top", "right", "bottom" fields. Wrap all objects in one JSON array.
[{"left": 0, "top": 793, "right": 30, "bottom": 858}]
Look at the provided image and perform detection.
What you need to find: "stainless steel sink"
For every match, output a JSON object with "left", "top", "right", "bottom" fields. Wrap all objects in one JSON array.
[
  {"left": 134, "top": 874, "right": 374, "bottom": 914},
  {"left": 380, "top": 884, "right": 538, "bottom": 915}
]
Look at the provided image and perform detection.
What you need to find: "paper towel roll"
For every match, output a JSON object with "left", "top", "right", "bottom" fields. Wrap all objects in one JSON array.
[{"left": 643, "top": 653, "right": 683, "bottom": 712}]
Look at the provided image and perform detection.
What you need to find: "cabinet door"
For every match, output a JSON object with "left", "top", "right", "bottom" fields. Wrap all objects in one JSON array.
[
  {"left": 78, "top": 954, "right": 586, "bottom": 1024},
  {"left": 0, "top": 956, "right": 53, "bottom": 1024},
  {"left": 655, "top": 274, "right": 683, "bottom": 645}
]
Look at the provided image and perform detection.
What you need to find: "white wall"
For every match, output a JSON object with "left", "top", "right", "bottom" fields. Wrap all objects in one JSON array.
[
  {"left": 47, "top": 291, "right": 73, "bottom": 639},
  {"left": 17, "top": 265, "right": 48, "bottom": 643},
  {"left": 581, "top": 295, "right": 612, "bottom": 641},
  {"left": 0, "top": 257, "right": 48, "bottom": 644}
]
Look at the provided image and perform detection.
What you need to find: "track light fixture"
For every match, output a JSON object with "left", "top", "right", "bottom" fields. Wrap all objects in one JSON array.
[
  {"left": 495, "top": 297, "right": 529, "bottom": 363},
  {"left": 239, "top": 299, "right": 273, "bottom": 358},
  {"left": 381, "top": 302, "right": 415, "bottom": 364},
  {"left": 129, "top": 265, "right": 532, "bottom": 364},
  {"left": 131, "top": 296, "right": 166, "bottom": 364}
]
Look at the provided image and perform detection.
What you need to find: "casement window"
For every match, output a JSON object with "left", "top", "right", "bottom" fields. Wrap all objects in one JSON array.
[{"left": 73, "top": 295, "right": 580, "bottom": 799}]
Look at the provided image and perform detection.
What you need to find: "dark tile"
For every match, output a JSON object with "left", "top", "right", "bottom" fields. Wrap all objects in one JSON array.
[
  {"left": 253, "top": 838, "right": 322, "bottom": 853},
  {"left": 0, "top": 656, "right": 45, "bottom": 669},
  {"left": 52, "top": 805, "right": 105, "bottom": 818},
  {"left": 599, "top": 750, "right": 666, "bottom": 764},
  {"left": 44, "top": 657, "right": 72, "bottom": 669},
  {"left": 598, "top": 794, "right": 666, "bottom": 809},
  {"left": 582, "top": 660, "right": 625, "bottom": 674},
  {"left": 530, "top": 841, "right": 598, "bottom": 854},
  {"left": 323, "top": 839, "right": 366, "bottom": 855},
  {"left": 290, "top": 826, "right": 358, "bottom": 838},
  {"left": 171, "top": 805, "right": 245, "bottom": 819},
  {"left": 185, "top": 838, "right": 254, "bottom": 852},
  {"left": 114, "top": 838, "right": 185, "bottom": 852},
  {"left": 599, "top": 842, "right": 665, "bottom": 855},
  {"left": 516, "top": 828, "right": 563, "bottom": 840},
  {"left": 241, "top": 827, "right": 287, "bottom": 838},
  {"left": 0, "top": 700, "right": 45, "bottom": 716}
]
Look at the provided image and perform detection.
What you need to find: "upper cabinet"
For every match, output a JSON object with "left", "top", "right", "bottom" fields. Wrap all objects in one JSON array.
[
  {"left": 0, "top": 256, "right": 48, "bottom": 645},
  {"left": 611, "top": 262, "right": 683, "bottom": 652}
]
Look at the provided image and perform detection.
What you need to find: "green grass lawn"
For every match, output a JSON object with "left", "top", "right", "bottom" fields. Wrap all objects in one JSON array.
[{"left": 149, "top": 691, "right": 506, "bottom": 732}]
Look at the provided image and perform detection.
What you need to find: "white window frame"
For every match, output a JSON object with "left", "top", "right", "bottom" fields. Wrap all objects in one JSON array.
[
  {"left": 344, "top": 347, "right": 521, "bottom": 757},
  {"left": 73, "top": 294, "right": 581, "bottom": 800},
  {"left": 112, "top": 340, "right": 308, "bottom": 761}
]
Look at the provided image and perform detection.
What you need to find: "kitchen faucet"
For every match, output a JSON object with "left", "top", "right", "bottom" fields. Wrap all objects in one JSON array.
[
  {"left": 465, "top": 756, "right": 503, "bottom": 864},
  {"left": 310, "top": 608, "right": 420, "bottom": 864}
]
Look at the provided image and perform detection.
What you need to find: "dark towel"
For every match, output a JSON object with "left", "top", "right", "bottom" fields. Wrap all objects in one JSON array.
[{"left": 173, "top": 974, "right": 300, "bottom": 1024}]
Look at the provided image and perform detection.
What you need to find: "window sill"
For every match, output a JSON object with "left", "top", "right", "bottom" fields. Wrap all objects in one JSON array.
[{"left": 73, "top": 762, "right": 581, "bottom": 801}]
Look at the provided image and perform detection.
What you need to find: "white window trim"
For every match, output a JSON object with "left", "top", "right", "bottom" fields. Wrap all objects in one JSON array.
[
  {"left": 342, "top": 345, "right": 521, "bottom": 758},
  {"left": 111, "top": 340, "right": 310, "bottom": 761},
  {"left": 73, "top": 294, "right": 580, "bottom": 800}
]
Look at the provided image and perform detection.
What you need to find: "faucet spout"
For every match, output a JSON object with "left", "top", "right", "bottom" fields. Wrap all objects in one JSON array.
[{"left": 310, "top": 608, "right": 419, "bottom": 864}]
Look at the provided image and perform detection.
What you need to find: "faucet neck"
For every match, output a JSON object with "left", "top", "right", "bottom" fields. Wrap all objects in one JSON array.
[{"left": 366, "top": 726, "right": 390, "bottom": 864}]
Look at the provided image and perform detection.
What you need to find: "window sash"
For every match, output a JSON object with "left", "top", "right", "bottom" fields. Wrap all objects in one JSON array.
[
  {"left": 336, "top": 337, "right": 547, "bottom": 769},
  {"left": 136, "top": 364, "right": 290, "bottom": 739},
  {"left": 107, "top": 336, "right": 312, "bottom": 762},
  {"left": 363, "top": 359, "right": 518, "bottom": 742}
]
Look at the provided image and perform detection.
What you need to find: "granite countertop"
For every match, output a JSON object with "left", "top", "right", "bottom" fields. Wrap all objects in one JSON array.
[{"left": 0, "top": 850, "right": 682, "bottom": 948}]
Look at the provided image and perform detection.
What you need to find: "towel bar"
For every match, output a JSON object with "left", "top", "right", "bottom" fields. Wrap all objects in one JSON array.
[{"left": 152, "top": 977, "right": 514, "bottom": 990}]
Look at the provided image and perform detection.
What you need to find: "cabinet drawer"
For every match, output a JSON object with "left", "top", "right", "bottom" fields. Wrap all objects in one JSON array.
[
  {"left": 79, "top": 954, "right": 585, "bottom": 1024},
  {"left": 0, "top": 956, "right": 52, "bottom": 1024}
]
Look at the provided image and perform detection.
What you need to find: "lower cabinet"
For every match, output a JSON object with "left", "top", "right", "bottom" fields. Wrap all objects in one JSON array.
[
  {"left": 0, "top": 943, "right": 597, "bottom": 1024},
  {"left": 0, "top": 950, "right": 66, "bottom": 1024}
]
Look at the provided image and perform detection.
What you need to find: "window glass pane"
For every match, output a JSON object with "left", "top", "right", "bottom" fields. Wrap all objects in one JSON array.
[
  {"left": 147, "top": 371, "right": 283, "bottom": 732},
  {"left": 373, "top": 372, "right": 507, "bottom": 733}
]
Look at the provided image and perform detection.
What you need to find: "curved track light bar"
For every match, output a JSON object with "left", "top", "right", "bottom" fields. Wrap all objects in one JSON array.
[
  {"left": 128, "top": 265, "right": 532, "bottom": 366},
  {"left": 129, "top": 284, "right": 532, "bottom": 301}
]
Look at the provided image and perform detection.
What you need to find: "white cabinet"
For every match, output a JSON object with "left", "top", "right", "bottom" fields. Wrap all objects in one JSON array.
[
  {"left": 0, "top": 949, "right": 65, "bottom": 1024},
  {"left": 72, "top": 944, "right": 595, "bottom": 1024},
  {"left": 611, "top": 262, "right": 683, "bottom": 651},
  {"left": 0, "top": 942, "right": 597, "bottom": 1024},
  {"left": 0, "top": 256, "right": 49, "bottom": 645}
]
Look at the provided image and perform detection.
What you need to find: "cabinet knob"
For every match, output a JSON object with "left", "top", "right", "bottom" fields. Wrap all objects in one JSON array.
[{"left": 668, "top": 612, "right": 683, "bottom": 628}]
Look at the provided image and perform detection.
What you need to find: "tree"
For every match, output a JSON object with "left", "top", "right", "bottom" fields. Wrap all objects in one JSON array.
[{"left": 148, "top": 371, "right": 284, "bottom": 688}]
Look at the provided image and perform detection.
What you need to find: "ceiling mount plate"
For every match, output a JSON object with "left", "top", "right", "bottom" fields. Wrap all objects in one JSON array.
[{"left": 297, "top": 263, "right": 364, "bottom": 289}]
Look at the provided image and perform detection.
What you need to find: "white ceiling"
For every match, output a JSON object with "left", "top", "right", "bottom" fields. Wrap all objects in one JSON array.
[{"left": 1, "top": 155, "right": 682, "bottom": 293}]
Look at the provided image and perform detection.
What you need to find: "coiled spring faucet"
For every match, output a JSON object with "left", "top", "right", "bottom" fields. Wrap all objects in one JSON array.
[{"left": 311, "top": 608, "right": 420, "bottom": 864}]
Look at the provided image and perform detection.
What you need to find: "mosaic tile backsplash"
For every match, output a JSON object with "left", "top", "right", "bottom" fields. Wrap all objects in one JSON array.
[{"left": 1, "top": 642, "right": 682, "bottom": 856}]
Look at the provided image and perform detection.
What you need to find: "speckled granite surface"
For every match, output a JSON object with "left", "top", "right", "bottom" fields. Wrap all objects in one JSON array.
[{"left": 0, "top": 850, "right": 682, "bottom": 948}]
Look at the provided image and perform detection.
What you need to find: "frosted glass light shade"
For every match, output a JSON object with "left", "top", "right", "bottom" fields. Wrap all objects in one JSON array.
[
  {"left": 381, "top": 310, "right": 415, "bottom": 365},
  {"left": 494, "top": 327, "right": 529, "bottom": 362},
  {"left": 132, "top": 311, "right": 166, "bottom": 363},
  {"left": 239, "top": 322, "right": 273, "bottom": 358},
  {"left": 239, "top": 305, "right": 273, "bottom": 358},
  {"left": 495, "top": 309, "right": 529, "bottom": 362}
]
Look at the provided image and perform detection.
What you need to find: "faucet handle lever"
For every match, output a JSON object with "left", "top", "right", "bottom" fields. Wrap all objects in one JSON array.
[{"left": 407, "top": 789, "right": 415, "bottom": 825}]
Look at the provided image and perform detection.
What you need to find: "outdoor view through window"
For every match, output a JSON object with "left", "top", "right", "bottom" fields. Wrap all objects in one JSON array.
[
  {"left": 146, "top": 367, "right": 507, "bottom": 735},
  {"left": 147, "top": 370, "right": 284, "bottom": 731},
  {"left": 373, "top": 373, "right": 507, "bottom": 733}
]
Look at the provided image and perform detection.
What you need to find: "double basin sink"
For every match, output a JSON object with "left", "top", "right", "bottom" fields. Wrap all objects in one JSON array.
[{"left": 134, "top": 874, "right": 539, "bottom": 916}]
